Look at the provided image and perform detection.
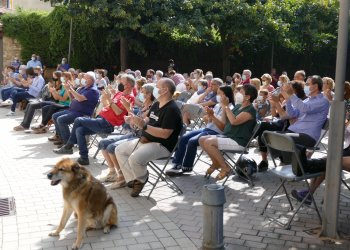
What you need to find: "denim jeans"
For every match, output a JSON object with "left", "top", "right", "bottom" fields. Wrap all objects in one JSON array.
[
  {"left": 98, "top": 133, "right": 136, "bottom": 153},
  {"left": 172, "top": 128, "right": 219, "bottom": 171},
  {"left": 10, "top": 89, "right": 34, "bottom": 112},
  {"left": 0, "top": 86, "right": 14, "bottom": 100},
  {"left": 67, "top": 117, "right": 114, "bottom": 159},
  {"left": 52, "top": 110, "right": 82, "bottom": 143}
]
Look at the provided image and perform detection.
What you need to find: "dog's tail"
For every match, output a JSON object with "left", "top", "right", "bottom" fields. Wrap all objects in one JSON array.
[{"left": 103, "top": 197, "right": 118, "bottom": 227}]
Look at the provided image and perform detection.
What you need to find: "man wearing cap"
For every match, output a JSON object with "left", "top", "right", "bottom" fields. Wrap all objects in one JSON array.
[
  {"left": 3, "top": 66, "right": 45, "bottom": 116},
  {"left": 26, "top": 54, "right": 42, "bottom": 69},
  {"left": 49, "top": 71, "right": 100, "bottom": 147},
  {"left": 54, "top": 74, "right": 135, "bottom": 166}
]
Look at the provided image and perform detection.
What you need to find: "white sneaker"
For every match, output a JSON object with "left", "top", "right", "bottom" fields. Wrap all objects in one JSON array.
[
  {"left": 6, "top": 111, "right": 15, "bottom": 116},
  {"left": 1, "top": 99, "right": 13, "bottom": 106}
]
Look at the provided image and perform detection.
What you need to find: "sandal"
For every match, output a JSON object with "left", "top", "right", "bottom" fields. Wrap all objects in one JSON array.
[
  {"left": 110, "top": 170, "right": 126, "bottom": 189},
  {"left": 100, "top": 170, "right": 117, "bottom": 183},
  {"left": 215, "top": 166, "right": 232, "bottom": 181},
  {"left": 204, "top": 165, "right": 219, "bottom": 179}
]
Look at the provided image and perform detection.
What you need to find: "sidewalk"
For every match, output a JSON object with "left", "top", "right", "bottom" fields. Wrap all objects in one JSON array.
[{"left": 0, "top": 107, "right": 350, "bottom": 250}]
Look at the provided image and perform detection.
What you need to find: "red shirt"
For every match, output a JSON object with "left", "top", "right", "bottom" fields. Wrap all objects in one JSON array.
[
  {"left": 99, "top": 92, "right": 135, "bottom": 126},
  {"left": 132, "top": 86, "right": 137, "bottom": 97}
]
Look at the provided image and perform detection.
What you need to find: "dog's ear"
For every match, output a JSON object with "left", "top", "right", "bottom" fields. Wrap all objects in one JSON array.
[{"left": 71, "top": 162, "right": 80, "bottom": 173}]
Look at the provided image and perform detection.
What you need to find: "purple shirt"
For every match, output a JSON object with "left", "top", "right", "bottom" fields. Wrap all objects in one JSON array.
[
  {"left": 286, "top": 93, "right": 329, "bottom": 142},
  {"left": 69, "top": 85, "right": 99, "bottom": 116},
  {"left": 202, "top": 91, "right": 217, "bottom": 106}
]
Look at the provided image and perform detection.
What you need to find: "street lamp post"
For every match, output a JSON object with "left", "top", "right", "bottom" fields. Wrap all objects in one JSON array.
[
  {"left": 68, "top": 17, "right": 73, "bottom": 64},
  {"left": 319, "top": 0, "right": 350, "bottom": 239}
]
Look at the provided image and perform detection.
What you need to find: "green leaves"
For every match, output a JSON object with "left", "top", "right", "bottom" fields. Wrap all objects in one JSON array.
[{"left": 1, "top": 0, "right": 342, "bottom": 75}]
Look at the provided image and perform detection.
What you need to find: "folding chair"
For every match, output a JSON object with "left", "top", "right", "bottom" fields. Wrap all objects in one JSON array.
[
  {"left": 176, "top": 91, "right": 192, "bottom": 103},
  {"left": 260, "top": 131, "right": 325, "bottom": 229},
  {"left": 146, "top": 124, "right": 187, "bottom": 199},
  {"left": 308, "top": 118, "right": 329, "bottom": 156},
  {"left": 341, "top": 176, "right": 350, "bottom": 200},
  {"left": 192, "top": 122, "right": 261, "bottom": 187},
  {"left": 221, "top": 122, "right": 261, "bottom": 186}
]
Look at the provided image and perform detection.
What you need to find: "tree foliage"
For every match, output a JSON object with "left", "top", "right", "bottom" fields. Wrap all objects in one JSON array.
[{"left": 0, "top": 0, "right": 345, "bottom": 78}]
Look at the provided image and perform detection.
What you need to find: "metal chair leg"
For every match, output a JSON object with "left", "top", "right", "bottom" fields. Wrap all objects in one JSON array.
[{"left": 260, "top": 180, "right": 285, "bottom": 215}]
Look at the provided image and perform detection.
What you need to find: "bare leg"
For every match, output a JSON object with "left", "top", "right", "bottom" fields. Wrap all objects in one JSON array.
[
  {"left": 309, "top": 175, "right": 326, "bottom": 194},
  {"left": 182, "top": 112, "right": 191, "bottom": 125},
  {"left": 110, "top": 152, "right": 125, "bottom": 182},
  {"left": 261, "top": 151, "right": 268, "bottom": 162},
  {"left": 342, "top": 156, "right": 350, "bottom": 172},
  {"left": 199, "top": 136, "right": 227, "bottom": 170},
  {"left": 102, "top": 150, "right": 116, "bottom": 173}
]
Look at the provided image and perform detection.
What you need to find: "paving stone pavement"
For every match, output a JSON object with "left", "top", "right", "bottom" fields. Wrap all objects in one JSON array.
[{"left": 0, "top": 107, "right": 350, "bottom": 250}]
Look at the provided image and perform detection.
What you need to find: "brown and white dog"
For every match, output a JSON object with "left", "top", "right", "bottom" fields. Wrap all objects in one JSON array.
[{"left": 47, "top": 158, "right": 118, "bottom": 249}]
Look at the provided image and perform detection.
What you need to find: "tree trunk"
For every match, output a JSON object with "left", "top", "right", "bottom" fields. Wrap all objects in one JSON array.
[
  {"left": 222, "top": 40, "right": 230, "bottom": 78},
  {"left": 120, "top": 35, "right": 128, "bottom": 71}
]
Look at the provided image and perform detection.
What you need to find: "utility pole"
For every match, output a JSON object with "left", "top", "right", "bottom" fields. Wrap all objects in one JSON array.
[
  {"left": 68, "top": 17, "right": 73, "bottom": 63},
  {"left": 319, "top": 0, "right": 349, "bottom": 239}
]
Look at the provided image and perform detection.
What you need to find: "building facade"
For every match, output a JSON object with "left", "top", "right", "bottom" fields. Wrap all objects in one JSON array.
[{"left": 0, "top": 0, "right": 52, "bottom": 77}]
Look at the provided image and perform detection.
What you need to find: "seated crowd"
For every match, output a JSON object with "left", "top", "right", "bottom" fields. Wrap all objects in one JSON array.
[{"left": 1, "top": 56, "right": 349, "bottom": 200}]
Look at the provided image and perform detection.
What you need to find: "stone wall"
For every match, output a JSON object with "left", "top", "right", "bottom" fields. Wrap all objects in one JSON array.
[
  {"left": 14, "top": 0, "right": 52, "bottom": 11},
  {"left": 2, "top": 36, "right": 22, "bottom": 68}
]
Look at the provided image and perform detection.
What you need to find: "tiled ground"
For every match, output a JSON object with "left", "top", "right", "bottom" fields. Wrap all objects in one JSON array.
[{"left": 0, "top": 107, "right": 350, "bottom": 250}]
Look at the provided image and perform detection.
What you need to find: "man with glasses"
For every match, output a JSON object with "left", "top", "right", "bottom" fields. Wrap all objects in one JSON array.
[
  {"left": 182, "top": 78, "right": 223, "bottom": 126},
  {"left": 256, "top": 75, "right": 329, "bottom": 172}
]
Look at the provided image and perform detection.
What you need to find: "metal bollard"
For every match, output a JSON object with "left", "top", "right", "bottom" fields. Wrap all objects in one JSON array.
[{"left": 202, "top": 184, "right": 226, "bottom": 250}]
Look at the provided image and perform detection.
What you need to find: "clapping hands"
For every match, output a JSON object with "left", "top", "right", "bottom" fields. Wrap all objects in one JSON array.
[
  {"left": 120, "top": 96, "right": 132, "bottom": 112},
  {"left": 125, "top": 112, "right": 144, "bottom": 129}
]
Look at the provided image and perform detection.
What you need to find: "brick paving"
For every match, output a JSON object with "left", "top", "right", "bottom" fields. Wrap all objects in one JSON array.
[{"left": 0, "top": 107, "right": 350, "bottom": 250}]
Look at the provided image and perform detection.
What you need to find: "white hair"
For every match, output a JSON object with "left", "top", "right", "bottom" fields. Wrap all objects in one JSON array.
[
  {"left": 243, "top": 69, "right": 252, "bottom": 77},
  {"left": 156, "top": 70, "right": 164, "bottom": 77},
  {"left": 85, "top": 71, "right": 96, "bottom": 82}
]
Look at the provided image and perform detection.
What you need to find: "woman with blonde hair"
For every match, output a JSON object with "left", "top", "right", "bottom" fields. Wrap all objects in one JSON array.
[
  {"left": 260, "top": 73, "right": 275, "bottom": 93},
  {"left": 322, "top": 77, "right": 335, "bottom": 102},
  {"left": 250, "top": 78, "right": 261, "bottom": 91},
  {"left": 277, "top": 74, "right": 290, "bottom": 87},
  {"left": 134, "top": 77, "right": 147, "bottom": 110}
]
